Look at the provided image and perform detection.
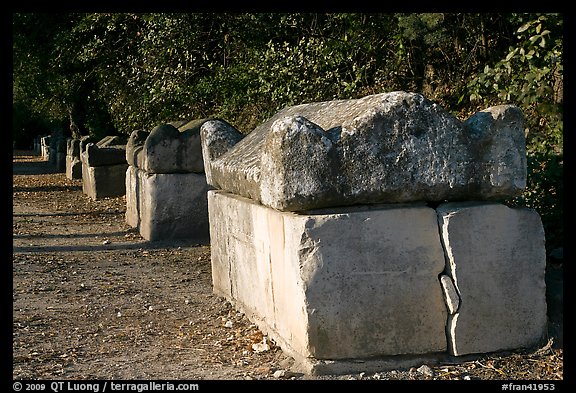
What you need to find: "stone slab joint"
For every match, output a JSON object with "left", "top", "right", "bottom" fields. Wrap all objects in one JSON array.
[{"left": 439, "top": 274, "right": 460, "bottom": 315}]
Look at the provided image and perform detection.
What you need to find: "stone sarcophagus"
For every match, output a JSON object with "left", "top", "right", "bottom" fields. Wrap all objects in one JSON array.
[
  {"left": 67, "top": 135, "right": 98, "bottom": 180},
  {"left": 200, "top": 91, "right": 547, "bottom": 374},
  {"left": 66, "top": 138, "right": 82, "bottom": 180},
  {"left": 55, "top": 137, "right": 67, "bottom": 172},
  {"left": 125, "top": 119, "right": 211, "bottom": 242},
  {"left": 81, "top": 135, "right": 128, "bottom": 200},
  {"left": 40, "top": 136, "right": 51, "bottom": 161}
]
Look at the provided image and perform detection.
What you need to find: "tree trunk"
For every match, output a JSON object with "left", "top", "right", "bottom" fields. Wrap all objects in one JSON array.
[
  {"left": 479, "top": 15, "right": 487, "bottom": 59},
  {"left": 408, "top": 40, "right": 426, "bottom": 93},
  {"left": 67, "top": 103, "right": 85, "bottom": 140}
]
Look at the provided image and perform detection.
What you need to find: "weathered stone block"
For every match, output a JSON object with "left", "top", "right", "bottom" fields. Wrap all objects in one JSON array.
[
  {"left": 67, "top": 138, "right": 81, "bottom": 157},
  {"left": 202, "top": 93, "right": 547, "bottom": 375},
  {"left": 169, "top": 120, "right": 188, "bottom": 129},
  {"left": 125, "top": 166, "right": 140, "bottom": 228},
  {"left": 84, "top": 143, "right": 127, "bottom": 167},
  {"left": 96, "top": 135, "right": 127, "bottom": 147},
  {"left": 199, "top": 119, "right": 245, "bottom": 186},
  {"left": 47, "top": 137, "right": 66, "bottom": 170},
  {"left": 201, "top": 92, "right": 526, "bottom": 211},
  {"left": 440, "top": 275, "right": 460, "bottom": 315},
  {"left": 124, "top": 120, "right": 214, "bottom": 241},
  {"left": 139, "top": 171, "right": 210, "bottom": 241},
  {"left": 41, "top": 136, "right": 51, "bottom": 160},
  {"left": 141, "top": 120, "right": 209, "bottom": 174},
  {"left": 79, "top": 135, "right": 98, "bottom": 153},
  {"left": 437, "top": 202, "right": 547, "bottom": 356},
  {"left": 463, "top": 106, "right": 527, "bottom": 194},
  {"left": 126, "top": 166, "right": 211, "bottom": 241},
  {"left": 65, "top": 138, "right": 82, "bottom": 179},
  {"left": 208, "top": 190, "right": 448, "bottom": 362},
  {"left": 126, "top": 130, "right": 150, "bottom": 168},
  {"left": 66, "top": 155, "right": 82, "bottom": 180},
  {"left": 81, "top": 152, "right": 128, "bottom": 200},
  {"left": 126, "top": 166, "right": 210, "bottom": 242}
]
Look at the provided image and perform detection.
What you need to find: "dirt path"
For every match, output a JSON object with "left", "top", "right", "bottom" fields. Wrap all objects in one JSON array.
[
  {"left": 12, "top": 151, "right": 293, "bottom": 380},
  {"left": 12, "top": 150, "right": 563, "bottom": 382}
]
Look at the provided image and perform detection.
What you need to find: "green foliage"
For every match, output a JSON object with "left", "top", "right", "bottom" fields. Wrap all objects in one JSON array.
[
  {"left": 256, "top": 36, "right": 360, "bottom": 108},
  {"left": 465, "top": 13, "right": 563, "bottom": 252},
  {"left": 465, "top": 14, "right": 562, "bottom": 107},
  {"left": 187, "top": 14, "right": 400, "bottom": 132},
  {"left": 397, "top": 13, "right": 448, "bottom": 45}
]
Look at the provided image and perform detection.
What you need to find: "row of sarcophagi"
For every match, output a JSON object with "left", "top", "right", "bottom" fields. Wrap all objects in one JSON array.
[{"left": 33, "top": 92, "right": 549, "bottom": 374}]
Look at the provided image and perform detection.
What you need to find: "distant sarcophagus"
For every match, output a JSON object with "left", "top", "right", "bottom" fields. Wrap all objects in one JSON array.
[
  {"left": 80, "top": 136, "right": 128, "bottom": 200},
  {"left": 124, "top": 119, "right": 211, "bottom": 242}
]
